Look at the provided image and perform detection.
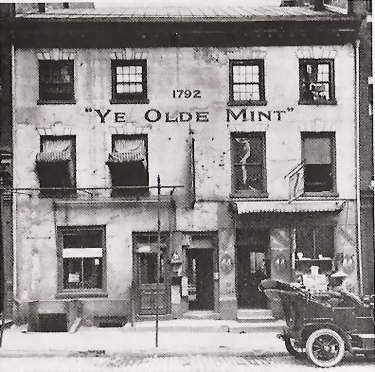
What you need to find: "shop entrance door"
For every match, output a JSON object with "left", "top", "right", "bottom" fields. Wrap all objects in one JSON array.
[
  {"left": 136, "top": 250, "right": 170, "bottom": 315},
  {"left": 187, "top": 249, "right": 214, "bottom": 310},
  {"left": 236, "top": 230, "right": 270, "bottom": 308}
]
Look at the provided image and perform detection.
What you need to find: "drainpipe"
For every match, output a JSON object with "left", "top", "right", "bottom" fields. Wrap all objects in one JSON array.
[{"left": 354, "top": 39, "right": 363, "bottom": 296}]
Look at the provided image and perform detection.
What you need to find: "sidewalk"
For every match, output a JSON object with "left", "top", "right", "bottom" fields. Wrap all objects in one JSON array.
[{"left": 0, "top": 319, "right": 287, "bottom": 357}]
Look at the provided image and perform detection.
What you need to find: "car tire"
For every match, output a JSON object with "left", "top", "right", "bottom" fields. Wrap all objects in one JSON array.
[
  {"left": 306, "top": 328, "right": 345, "bottom": 368},
  {"left": 284, "top": 337, "right": 305, "bottom": 358}
]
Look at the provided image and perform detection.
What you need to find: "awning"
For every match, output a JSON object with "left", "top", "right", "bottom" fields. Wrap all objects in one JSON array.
[
  {"left": 234, "top": 200, "right": 344, "bottom": 214},
  {"left": 107, "top": 151, "right": 145, "bottom": 163},
  {"left": 36, "top": 150, "right": 71, "bottom": 163}
]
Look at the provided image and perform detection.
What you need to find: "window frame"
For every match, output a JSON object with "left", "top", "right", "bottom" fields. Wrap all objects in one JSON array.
[
  {"left": 38, "top": 60, "right": 75, "bottom": 104},
  {"left": 301, "top": 132, "right": 337, "bottom": 196},
  {"left": 108, "top": 134, "right": 149, "bottom": 197},
  {"left": 228, "top": 60, "right": 266, "bottom": 106},
  {"left": 298, "top": 59, "right": 336, "bottom": 105},
  {"left": 56, "top": 225, "right": 107, "bottom": 298},
  {"left": 37, "top": 135, "right": 77, "bottom": 197},
  {"left": 110, "top": 59, "right": 149, "bottom": 104},
  {"left": 230, "top": 132, "right": 268, "bottom": 198}
]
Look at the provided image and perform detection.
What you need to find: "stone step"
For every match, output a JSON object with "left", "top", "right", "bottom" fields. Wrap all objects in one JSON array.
[
  {"left": 236, "top": 309, "right": 275, "bottom": 323},
  {"left": 182, "top": 311, "right": 221, "bottom": 320}
]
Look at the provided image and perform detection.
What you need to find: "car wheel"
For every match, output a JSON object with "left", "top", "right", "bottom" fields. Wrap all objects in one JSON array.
[
  {"left": 306, "top": 328, "right": 345, "bottom": 368},
  {"left": 284, "top": 337, "right": 305, "bottom": 358}
]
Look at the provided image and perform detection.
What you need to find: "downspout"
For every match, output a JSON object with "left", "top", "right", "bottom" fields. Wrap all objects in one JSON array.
[{"left": 354, "top": 39, "right": 363, "bottom": 297}]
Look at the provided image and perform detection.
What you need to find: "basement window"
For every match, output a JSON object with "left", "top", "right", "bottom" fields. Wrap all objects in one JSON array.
[
  {"left": 58, "top": 226, "right": 106, "bottom": 293},
  {"left": 106, "top": 135, "right": 149, "bottom": 197},
  {"left": 38, "top": 60, "right": 75, "bottom": 104},
  {"left": 35, "top": 136, "right": 76, "bottom": 197},
  {"left": 299, "top": 59, "right": 336, "bottom": 105}
]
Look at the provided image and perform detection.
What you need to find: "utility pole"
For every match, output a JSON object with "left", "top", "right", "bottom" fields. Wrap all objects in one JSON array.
[
  {"left": 0, "top": 188, "right": 5, "bottom": 347},
  {"left": 155, "top": 175, "right": 161, "bottom": 347}
]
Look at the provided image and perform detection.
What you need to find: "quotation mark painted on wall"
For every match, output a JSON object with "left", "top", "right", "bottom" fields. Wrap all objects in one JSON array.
[
  {"left": 287, "top": 107, "right": 294, "bottom": 112},
  {"left": 85, "top": 107, "right": 93, "bottom": 113}
]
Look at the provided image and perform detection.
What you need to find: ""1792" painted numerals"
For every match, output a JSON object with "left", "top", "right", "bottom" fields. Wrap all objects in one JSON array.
[{"left": 172, "top": 89, "right": 201, "bottom": 99}]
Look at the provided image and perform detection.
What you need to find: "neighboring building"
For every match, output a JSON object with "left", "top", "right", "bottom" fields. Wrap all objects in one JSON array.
[
  {"left": 11, "top": 3, "right": 362, "bottom": 329},
  {"left": 0, "top": 3, "right": 14, "bottom": 318}
]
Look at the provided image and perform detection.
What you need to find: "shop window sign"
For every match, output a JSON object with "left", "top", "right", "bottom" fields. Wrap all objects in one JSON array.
[{"left": 299, "top": 59, "right": 335, "bottom": 104}]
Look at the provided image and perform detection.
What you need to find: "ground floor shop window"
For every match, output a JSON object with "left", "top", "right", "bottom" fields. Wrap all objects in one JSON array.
[
  {"left": 57, "top": 226, "right": 105, "bottom": 292},
  {"left": 295, "top": 225, "right": 334, "bottom": 274}
]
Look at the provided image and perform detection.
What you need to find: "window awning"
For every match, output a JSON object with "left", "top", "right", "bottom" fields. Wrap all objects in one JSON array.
[
  {"left": 234, "top": 200, "right": 344, "bottom": 214},
  {"left": 36, "top": 150, "right": 71, "bottom": 163},
  {"left": 107, "top": 151, "right": 145, "bottom": 163}
]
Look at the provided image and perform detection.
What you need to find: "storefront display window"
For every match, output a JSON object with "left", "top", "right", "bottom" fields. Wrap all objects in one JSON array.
[
  {"left": 58, "top": 226, "right": 106, "bottom": 293},
  {"left": 295, "top": 226, "right": 334, "bottom": 274}
]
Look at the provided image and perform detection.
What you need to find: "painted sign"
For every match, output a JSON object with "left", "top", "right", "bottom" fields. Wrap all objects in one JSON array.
[{"left": 220, "top": 253, "right": 234, "bottom": 274}]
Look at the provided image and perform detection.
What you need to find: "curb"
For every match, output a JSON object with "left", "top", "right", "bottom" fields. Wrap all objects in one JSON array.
[{"left": 0, "top": 349, "right": 289, "bottom": 359}]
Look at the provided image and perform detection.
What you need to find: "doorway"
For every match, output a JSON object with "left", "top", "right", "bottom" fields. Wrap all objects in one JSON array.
[
  {"left": 236, "top": 229, "right": 270, "bottom": 308},
  {"left": 187, "top": 249, "right": 214, "bottom": 310}
]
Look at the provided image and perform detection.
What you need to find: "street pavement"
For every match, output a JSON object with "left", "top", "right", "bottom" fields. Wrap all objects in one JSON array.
[{"left": 0, "top": 354, "right": 374, "bottom": 372}]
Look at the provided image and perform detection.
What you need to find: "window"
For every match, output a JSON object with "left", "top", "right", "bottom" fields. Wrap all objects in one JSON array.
[
  {"left": 295, "top": 225, "right": 334, "bottom": 274},
  {"left": 231, "top": 132, "right": 267, "bottom": 196},
  {"left": 302, "top": 133, "right": 335, "bottom": 194},
  {"left": 106, "top": 135, "right": 148, "bottom": 196},
  {"left": 35, "top": 136, "right": 76, "bottom": 196},
  {"left": 38, "top": 60, "right": 74, "bottom": 103},
  {"left": 229, "top": 60, "right": 266, "bottom": 106},
  {"left": 135, "top": 233, "right": 168, "bottom": 284},
  {"left": 299, "top": 59, "right": 335, "bottom": 104},
  {"left": 58, "top": 226, "right": 106, "bottom": 293},
  {"left": 111, "top": 60, "right": 148, "bottom": 104}
]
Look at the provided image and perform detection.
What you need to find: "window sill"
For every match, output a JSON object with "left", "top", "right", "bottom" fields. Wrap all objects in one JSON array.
[
  {"left": 110, "top": 98, "right": 150, "bottom": 105},
  {"left": 227, "top": 100, "right": 267, "bottom": 107},
  {"left": 56, "top": 291, "right": 108, "bottom": 299},
  {"left": 230, "top": 191, "right": 269, "bottom": 199},
  {"left": 37, "top": 99, "right": 76, "bottom": 105},
  {"left": 301, "top": 192, "right": 339, "bottom": 198},
  {"left": 298, "top": 99, "right": 337, "bottom": 106}
]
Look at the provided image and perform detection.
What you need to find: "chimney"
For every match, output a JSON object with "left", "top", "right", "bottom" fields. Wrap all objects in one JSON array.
[{"left": 314, "top": 0, "right": 324, "bottom": 11}]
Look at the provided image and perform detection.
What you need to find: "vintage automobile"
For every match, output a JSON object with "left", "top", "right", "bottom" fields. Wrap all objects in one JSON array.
[{"left": 260, "top": 279, "right": 375, "bottom": 368}]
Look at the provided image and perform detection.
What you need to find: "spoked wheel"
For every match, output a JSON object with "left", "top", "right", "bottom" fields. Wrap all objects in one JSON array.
[
  {"left": 284, "top": 337, "right": 305, "bottom": 358},
  {"left": 306, "top": 328, "right": 345, "bottom": 368}
]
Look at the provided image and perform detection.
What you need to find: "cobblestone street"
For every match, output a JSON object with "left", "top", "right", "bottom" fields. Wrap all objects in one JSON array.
[{"left": 0, "top": 354, "right": 374, "bottom": 372}]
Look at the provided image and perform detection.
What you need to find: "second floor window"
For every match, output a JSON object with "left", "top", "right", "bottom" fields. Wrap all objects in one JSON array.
[
  {"left": 231, "top": 132, "right": 267, "bottom": 196},
  {"left": 111, "top": 60, "right": 148, "bottom": 103},
  {"left": 35, "top": 135, "right": 76, "bottom": 196},
  {"left": 302, "top": 132, "right": 335, "bottom": 194},
  {"left": 299, "top": 59, "right": 335, "bottom": 104},
  {"left": 229, "top": 60, "right": 265, "bottom": 106},
  {"left": 106, "top": 135, "right": 148, "bottom": 196},
  {"left": 39, "top": 60, "right": 74, "bottom": 103}
]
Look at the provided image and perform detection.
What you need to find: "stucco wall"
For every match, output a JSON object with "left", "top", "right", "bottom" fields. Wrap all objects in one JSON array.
[{"left": 13, "top": 44, "right": 358, "bottom": 306}]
